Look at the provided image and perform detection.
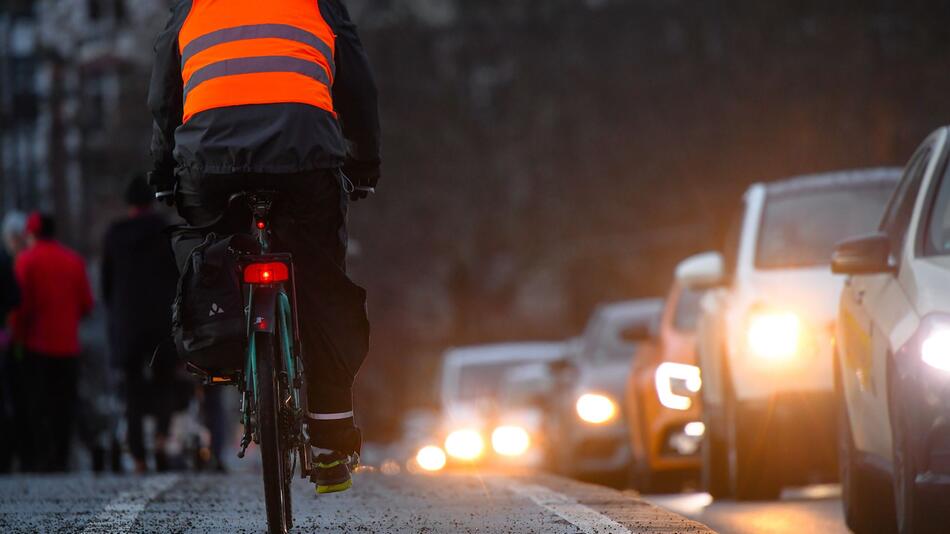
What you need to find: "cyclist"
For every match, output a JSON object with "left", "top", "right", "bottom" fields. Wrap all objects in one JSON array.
[{"left": 148, "top": 0, "right": 380, "bottom": 494}]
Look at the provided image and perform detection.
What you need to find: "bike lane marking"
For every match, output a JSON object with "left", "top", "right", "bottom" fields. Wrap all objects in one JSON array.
[
  {"left": 81, "top": 475, "right": 181, "bottom": 534},
  {"left": 506, "top": 481, "right": 632, "bottom": 534}
]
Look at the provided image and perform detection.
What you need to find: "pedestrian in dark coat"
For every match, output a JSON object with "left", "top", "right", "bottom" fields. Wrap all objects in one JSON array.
[
  {"left": 0, "top": 213, "right": 24, "bottom": 472},
  {"left": 101, "top": 176, "right": 180, "bottom": 472},
  {"left": 0, "top": 212, "right": 36, "bottom": 472}
]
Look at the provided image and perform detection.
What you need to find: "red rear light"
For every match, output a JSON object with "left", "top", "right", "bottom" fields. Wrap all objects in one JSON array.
[{"left": 244, "top": 262, "right": 289, "bottom": 284}]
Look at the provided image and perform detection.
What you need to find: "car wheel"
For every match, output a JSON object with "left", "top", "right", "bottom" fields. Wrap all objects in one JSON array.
[
  {"left": 889, "top": 359, "right": 938, "bottom": 534},
  {"left": 727, "top": 400, "right": 781, "bottom": 501},
  {"left": 837, "top": 374, "right": 895, "bottom": 534},
  {"left": 701, "top": 416, "right": 731, "bottom": 499}
]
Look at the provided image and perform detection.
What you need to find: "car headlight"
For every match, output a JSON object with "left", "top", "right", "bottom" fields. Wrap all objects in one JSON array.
[
  {"left": 444, "top": 429, "right": 485, "bottom": 461},
  {"left": 491, "top": 425, "right": 531, "bottom": 457},
  {"left": 415, "top": 445, "right": 447, "bottom": 472},
  {"left": 654, "top": 362, "right": 702, "bottom": 411},
  {"left": 575, "top": 393, "right": 617, "bottom": 424},
  {"left": 921, "top": 328, "right": 950, "bottom": 372},
  {"left": 746, "top": 311, "right": 802, "bottom": 360}
]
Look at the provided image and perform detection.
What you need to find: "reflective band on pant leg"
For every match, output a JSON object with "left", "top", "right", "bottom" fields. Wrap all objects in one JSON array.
[{"left": 308, "top": 411, "right": 354, "bottom": 421}]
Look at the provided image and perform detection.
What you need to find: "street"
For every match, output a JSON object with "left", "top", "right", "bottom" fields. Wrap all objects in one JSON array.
[
  {"left": 648, "top": 485, "right": 848, "bottom": 534},
  {"left": 0, "top": 469, "right": 711, "bottom": 533}
]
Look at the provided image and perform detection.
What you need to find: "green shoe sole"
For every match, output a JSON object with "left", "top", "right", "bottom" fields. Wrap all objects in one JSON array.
[{"left": 316, "top": 478, "right": 353, "bottom": 494}]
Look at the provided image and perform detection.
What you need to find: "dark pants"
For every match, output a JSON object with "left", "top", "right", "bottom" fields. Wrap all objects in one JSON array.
[
  {"left": 177, "top": 170, "right": 368, "bottom": 454},
  {"left": 0, "top": 346, "right": 31, "bottom": 472},
  {"left": 6, "top": 352, "right": 36, "bottom": 471},
  {"left": 201, "top": 385, "right": 228, "bottom": 464},
  {"left": 123, "top": 350, "right": 175, "bottom": 464},
  {"left": 28, "top": 353, "right": 79, "bottom": 472}
]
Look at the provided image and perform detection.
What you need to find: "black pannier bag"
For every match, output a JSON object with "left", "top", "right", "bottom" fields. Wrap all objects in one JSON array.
[{"left": 170, "top": 231, "right": 256, "bottom": 374}]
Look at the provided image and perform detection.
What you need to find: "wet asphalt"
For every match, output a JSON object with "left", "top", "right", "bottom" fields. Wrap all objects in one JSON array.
[{"left": 0, "top": 469, "right": 712, "bottom": 534}]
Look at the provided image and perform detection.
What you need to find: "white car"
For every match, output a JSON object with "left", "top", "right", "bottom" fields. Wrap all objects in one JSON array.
[
  {"left": 834, "top": 127, "right": 950, "bottom": 534},
  {"left": 549, "top": 299, "right": 663, "bottom": 486},
  {"left": 433, "top": 342, "right": 566, "bottom": 467},
  {"left": 678, "top": 168, "right": 900, "bottom": 499}
]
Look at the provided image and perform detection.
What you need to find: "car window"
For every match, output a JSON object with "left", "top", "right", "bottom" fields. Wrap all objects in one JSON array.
[
  {"left": 721, "top": 205, "right": 745, "bottom": 283},
  {"left": 672, "top": 287, "right": 704, "bottom": 332},
  {"left": 882, "top": 148, "right": 931, "bottom": 255},
  {"left": 585, "top": 315, "right": 643, "bottom": 362},
  {"left": 454, "top": 361, "right": 524, "bottom": 402},
  {"left": 755, "top": 183, "right": 894, "bottom": 269},
  {"left": 581, "top": 313, "right": 607, "bottom": 358},
  {"left": 925, "top": 152, "right": 950, "bottom": 255}
]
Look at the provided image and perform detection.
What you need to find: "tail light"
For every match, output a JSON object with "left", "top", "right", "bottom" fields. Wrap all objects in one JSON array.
[{"left": 244, "top": 262, "right": 289, "bottom": 284}]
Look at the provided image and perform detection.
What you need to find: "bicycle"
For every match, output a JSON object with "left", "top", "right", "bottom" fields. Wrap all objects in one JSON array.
[{"left": 198, "top": 190, "right": 312, "bottom": 534}]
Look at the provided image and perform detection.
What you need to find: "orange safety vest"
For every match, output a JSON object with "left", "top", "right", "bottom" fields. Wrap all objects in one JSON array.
[{"left": 178, "top": 0, "right": 336, "bottom": 124}]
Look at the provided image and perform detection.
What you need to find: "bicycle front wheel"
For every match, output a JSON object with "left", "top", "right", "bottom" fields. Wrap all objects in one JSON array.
[{"left": 255, "top": 331, "right": 292, "bottom": 534}]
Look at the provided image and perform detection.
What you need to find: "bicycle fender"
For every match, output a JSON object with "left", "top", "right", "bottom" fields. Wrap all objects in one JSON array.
[{"left": 249, "top": 286, "right": 280, "bottom": 334}]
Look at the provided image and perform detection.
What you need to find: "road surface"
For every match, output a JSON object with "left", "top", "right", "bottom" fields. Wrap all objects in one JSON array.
[
  {"left": 647, "top": 485, "right": 848, "bottom": 534},
  {"left": 0, "top": 469, "right": 711, "bottom": 533}
]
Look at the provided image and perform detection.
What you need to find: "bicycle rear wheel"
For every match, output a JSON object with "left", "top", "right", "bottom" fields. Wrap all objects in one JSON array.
[{"left": 256, "top": 331, "right": 292, "bottom": 534}]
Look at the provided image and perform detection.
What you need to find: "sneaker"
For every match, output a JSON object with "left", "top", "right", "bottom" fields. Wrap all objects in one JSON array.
[{"left": 311, "top": 450, "right": 358, "bottom": 495}]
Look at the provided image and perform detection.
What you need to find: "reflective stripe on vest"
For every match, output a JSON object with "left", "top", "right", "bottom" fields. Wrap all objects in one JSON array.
[{"left": 179, "top": 0, "right": 336, "bottom": 123}]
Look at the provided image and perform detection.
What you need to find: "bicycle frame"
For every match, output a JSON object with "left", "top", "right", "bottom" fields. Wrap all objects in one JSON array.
[
  {"left": 231, "top": 192, "right": 313, "bottom": 479},
  {"left": 179, "top": 191, "right": 316, "bottom": 533}
]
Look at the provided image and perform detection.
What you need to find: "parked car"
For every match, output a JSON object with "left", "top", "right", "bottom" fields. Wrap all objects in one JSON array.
[
  {"left": 679, "top": 168, "right": 901, "bottom": 500},
  {"left": 549, "top": 299, "right": 663, "bottom": 486},
  {"left": 431, "top": 342, "right": 566, "bottom": 468},
  {"left": 625, "top": 274, "right": 705, "bottom": 492},
  {"left": 834, "top": 127, "right": 950, "bottom": 534}
]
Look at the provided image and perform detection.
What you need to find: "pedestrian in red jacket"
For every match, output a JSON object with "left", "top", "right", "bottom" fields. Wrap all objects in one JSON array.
[{"left": 12, "top": 213, "right": 93, "bottom": 472}]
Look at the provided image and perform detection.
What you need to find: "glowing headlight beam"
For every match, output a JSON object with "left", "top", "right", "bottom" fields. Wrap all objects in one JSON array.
[
  {"left": 575, "top": 393, "right": 617, "bottom": 424},
  {"left": 922, "top": 329, "right": 950, "bottom": 372},
  {"left": 655, "top": 362, "right": 702, "bottom": 411},
  {"left": 415, "top": 445, "right": 447, "bottom": 472},
  {"left": 747, "top": 311, "right": 801, "bottom": 360},
  {"left": 491, "top": 426, "right": 531, "bottom": 457},
  {"left": 444, "top": 429, "right": 485, "bottom": 461}
]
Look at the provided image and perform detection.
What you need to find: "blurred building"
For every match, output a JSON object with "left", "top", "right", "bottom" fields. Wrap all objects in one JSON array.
[
  {"left": 0, "top": 0, "right": 45, "bottom": 213},
  {"left": 0, "top": 0, "right": 165, "bottom": 253}
]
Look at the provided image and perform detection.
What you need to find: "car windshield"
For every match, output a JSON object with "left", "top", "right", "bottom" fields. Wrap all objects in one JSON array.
[
  {"left": 925, "top": 166, "right": 950, "bottom": 255},
  {"left": 755, "top": 185, "right": 894, "bottom": 269},
  {"left": 455, "top": 361, "right": 527, "bottom": 402},
  {"left": 672, "top": 287, "right": 703, "bottom": 332},
  {"left": 599, "top": 318, "right": 648, "bottom": 361}
]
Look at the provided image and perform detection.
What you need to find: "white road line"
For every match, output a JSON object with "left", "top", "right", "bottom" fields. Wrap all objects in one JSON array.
[
  {"left": 81, "top": 475, "right": 180, "bottom": 534},
  {"left": 507, "top": 481, "right": 632, "bottom": 534}
]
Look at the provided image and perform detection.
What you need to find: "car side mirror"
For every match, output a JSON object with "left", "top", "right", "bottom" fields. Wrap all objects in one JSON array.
[
  {"left": 831, "top": 232, "right": 894, "bottom": 275},
  {"left": 675, "top": 251, "right": 726, "bottom": 290}
]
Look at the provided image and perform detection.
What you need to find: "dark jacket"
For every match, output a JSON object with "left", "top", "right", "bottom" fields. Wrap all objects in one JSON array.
[
  {"left": 101, "top": 213, "right": 179, "bottom": 362},
  {"left": 148, "top": 0, "right": 381, "bottom": 183},
  {"left": 0, "top": 250, "right": 19, "bottom": 320}
]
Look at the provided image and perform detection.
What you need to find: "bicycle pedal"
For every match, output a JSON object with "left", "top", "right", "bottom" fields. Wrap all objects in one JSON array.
[{"left": 238, "top": 435, "right": 251, "bottom": 459}]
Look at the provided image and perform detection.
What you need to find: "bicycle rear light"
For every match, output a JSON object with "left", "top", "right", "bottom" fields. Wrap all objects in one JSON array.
[{"left": 244, "top": 262, "right": 289, "bottom": 284}]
